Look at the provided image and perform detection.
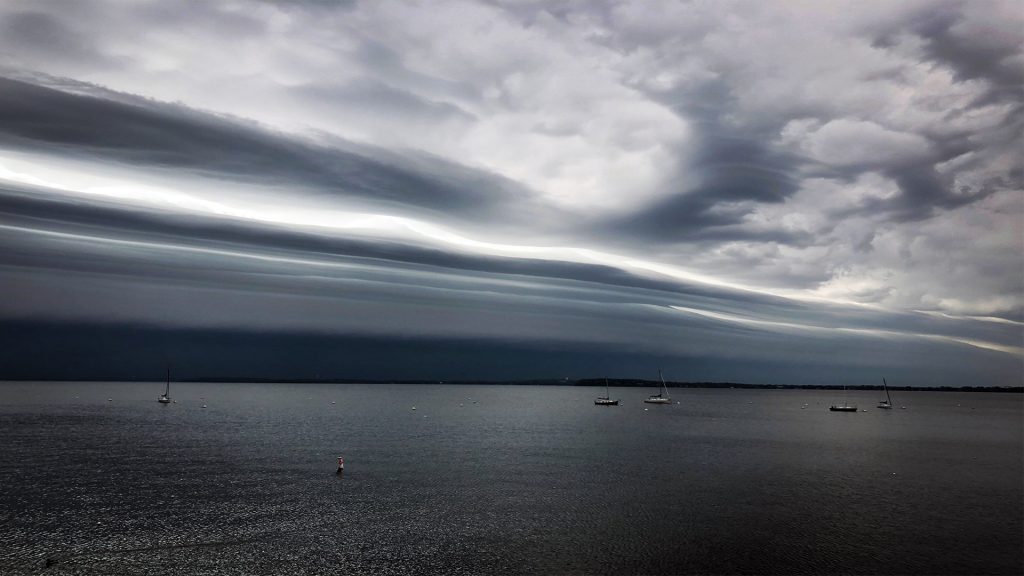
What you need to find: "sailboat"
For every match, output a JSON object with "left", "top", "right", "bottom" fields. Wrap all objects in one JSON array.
[
  {"left": 877, "top": 378, "right": 893, "bottom": 409},
  {"left": 643, "top": 369, "right": 672, "bottom": 404},
  {"left": 158, "top": 368, "right": 172, "bottom": 404},
  {"left": 594, "top": 379, "right": 619, "bottom": 406},
  {"left": 829, "top": 385, "right": 857, "bottom": 412}
]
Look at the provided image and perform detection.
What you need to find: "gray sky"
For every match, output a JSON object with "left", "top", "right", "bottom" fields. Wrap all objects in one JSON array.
[{"left": 0, "top": 0, "right": 1021, "bottom": 384}]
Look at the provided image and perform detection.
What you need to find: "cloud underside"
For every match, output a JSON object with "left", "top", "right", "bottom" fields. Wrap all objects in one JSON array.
[
  {"left": 1, "top": 178, "right": 1019, "bottom": 375},
  {"left": 2, "top": 320, "right": 1017, "bottom": 385}
]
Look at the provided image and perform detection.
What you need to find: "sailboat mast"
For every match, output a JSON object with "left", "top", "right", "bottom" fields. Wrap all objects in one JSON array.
[
  {"left": 883, "top": 378, "right": 891, "bottom": 404},
  {"left": 659, "top": 369, "right": 667, "bottom": 396},
  {"left": 165, "top": 367, "right": 171, "bottom": 396},
  {"left": 605, "top": 378, "right": 610, "bottom": 398}
]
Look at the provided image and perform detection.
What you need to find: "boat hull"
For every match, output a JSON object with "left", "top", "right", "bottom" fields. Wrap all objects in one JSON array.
[
  {"left": 644, "top": 397, "right": 671, "bottom": 404},
  {"left": 594, "top": 399, "right": 619, "bottom": 406},
  {"left": 158, "top": 397, "right": 171, "bottom": 404},
  {"left": 829, "top": 406, "right": 858, "bottom": 412}
]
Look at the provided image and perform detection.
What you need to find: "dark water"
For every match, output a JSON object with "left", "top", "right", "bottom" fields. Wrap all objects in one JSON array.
[{"left": 0, "top": 383, "right": 1020, "bottom": 575}]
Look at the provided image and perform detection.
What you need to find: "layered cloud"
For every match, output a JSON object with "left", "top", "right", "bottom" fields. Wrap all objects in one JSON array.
[{"left": 0, "top": 0, "right": 1020, "bottom": 384}]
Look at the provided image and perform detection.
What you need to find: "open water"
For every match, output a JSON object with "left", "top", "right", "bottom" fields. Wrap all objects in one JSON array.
[{"left": 0, "top": 382, "right": 1020, "bottom": 575}]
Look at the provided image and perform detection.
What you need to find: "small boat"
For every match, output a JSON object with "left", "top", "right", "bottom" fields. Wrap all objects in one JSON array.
[
  {"left": 594, "top": 379, "right": 619, "bottom": 406},
  {"left": 877, "top": 378, "right": 893, "bottom": 409},
  {"left": 158, "top": 368, "right": 172, "bottom": 404},
  {"left": 643, "top": 369, "right": 672, "bottom": 404},
  {"left": 830, "top": 385, "right": 857, "bottom": 412}
]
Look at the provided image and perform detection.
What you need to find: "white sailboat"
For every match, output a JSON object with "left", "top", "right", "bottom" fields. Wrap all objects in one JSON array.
[
  {"left": 830, "top": 385, "right": 857, "bottom": 412},
  {"left": 877, "top": 378, "right": 893, "bottom": 409},
  {"left": 158, "top": 368, "right": 172, "bottom": 404},
  {"left": 594, "top": 379, "right": 619, "bottom": 406},
  {"left": 643, "top": 369, "right": 672, "bottom": 404}
]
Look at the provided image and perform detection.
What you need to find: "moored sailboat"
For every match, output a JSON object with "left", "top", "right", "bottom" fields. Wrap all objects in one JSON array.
[
  {"left": 158, "top": 368, "right": 172, "bottom": 404},
  {"left": 644, "top": 370, "right": 672, "bottom": 404},
  {"left": 829, "top": 385, "right": 857, "bottom": 412},
  {"left": 594, "top": 379, "right": 619, "bottom": 405},
  {"left": 877, "top": 378, "right": 893, "bottom": 409}
]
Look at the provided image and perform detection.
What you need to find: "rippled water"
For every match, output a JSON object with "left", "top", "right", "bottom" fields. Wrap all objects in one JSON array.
[{"left": 0, "top": 382, "right": 1020, "bottom": 575}]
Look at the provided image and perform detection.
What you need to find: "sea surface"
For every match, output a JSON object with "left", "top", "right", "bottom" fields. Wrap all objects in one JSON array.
[{"left": 0, "top": 382, "right": 1020, "bottom": 575}]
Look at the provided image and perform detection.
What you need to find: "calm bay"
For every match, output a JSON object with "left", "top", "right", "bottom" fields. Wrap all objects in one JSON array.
[{"left": 1, "top": 382, "right": 1020, "bottom": 575}]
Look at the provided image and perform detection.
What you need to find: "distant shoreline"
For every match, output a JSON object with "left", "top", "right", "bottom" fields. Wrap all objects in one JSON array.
[{"left": 2, "top": 378, "right": 1021, "bottom": 392}]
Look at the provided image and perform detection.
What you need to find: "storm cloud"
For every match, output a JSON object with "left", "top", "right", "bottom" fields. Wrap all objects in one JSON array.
[{"left": 0, "top": 0, "right": 1020, "bottom": 385}]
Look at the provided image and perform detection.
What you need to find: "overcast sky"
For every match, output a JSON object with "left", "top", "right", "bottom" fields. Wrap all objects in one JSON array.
[{"left": 0, "top": 0, "right": 1021, "bottom": 385}]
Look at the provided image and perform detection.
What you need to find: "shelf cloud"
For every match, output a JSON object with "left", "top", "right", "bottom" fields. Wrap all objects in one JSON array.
[{"left": 0, "top": 0, "right": 1020, "bottom": 384}]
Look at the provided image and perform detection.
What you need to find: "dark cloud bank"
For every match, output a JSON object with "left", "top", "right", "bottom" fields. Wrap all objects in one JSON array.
[{"left": 1, "top": 321, "right": 1016, "bottom": 387}]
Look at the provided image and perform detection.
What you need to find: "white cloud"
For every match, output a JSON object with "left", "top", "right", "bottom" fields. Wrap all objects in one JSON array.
[{"left": 781, "top": 119, "right": 933, "bottom": 169}]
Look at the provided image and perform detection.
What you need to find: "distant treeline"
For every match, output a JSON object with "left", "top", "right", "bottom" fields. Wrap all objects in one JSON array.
[
  {"left": 574, "top": 379, "right": 1024, "bottom": 393},
  {"left": 9, "top": 376, "right": 1020, "bottom": 392},
  {"left": 170, "top": 377, "right": 1021, "bottom": 392}
]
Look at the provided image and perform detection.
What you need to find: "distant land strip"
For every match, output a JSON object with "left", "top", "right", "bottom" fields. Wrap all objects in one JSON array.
[{"left": 5, "top": 377, "right": 1021, "bottom": 392}]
